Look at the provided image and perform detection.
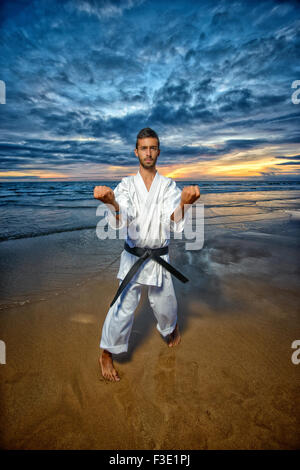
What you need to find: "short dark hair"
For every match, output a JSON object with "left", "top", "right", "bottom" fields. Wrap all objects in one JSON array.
[{"left": 136, "top": 127, "right": 160, "bottom": 149}]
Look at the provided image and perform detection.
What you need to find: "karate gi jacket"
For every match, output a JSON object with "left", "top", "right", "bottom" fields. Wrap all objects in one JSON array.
[{"left": 104, "top": 170, "right": 188, "bottom": 287}]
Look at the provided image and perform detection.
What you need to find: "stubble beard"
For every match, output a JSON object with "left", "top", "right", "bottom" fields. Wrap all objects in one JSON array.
[{"left": 139, "top": 157, "right": 156, "bottom": 170}]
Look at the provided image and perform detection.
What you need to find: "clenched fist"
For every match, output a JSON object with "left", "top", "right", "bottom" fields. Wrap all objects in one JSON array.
[
  {"left": 93, "top": 185, "right": 116, "bottom": 205},
  {"left": 181, "top": 185, "right": 200, "bottom": 206}
]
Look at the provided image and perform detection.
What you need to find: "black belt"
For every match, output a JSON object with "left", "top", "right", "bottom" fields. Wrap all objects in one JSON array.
[{"left": 109, "top": 241, "right": 189, "bottom": 307}]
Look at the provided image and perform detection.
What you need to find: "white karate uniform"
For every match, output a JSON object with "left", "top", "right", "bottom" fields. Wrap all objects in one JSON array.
[{"left": 100, "top": 170, "right": 186, "bottom": 354}]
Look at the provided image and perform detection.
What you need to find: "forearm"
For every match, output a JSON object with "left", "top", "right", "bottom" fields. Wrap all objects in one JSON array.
[
  {"left": 170, "top": 201, "right": 187, "bottom": 223},
  {"left": 106, "top": 201, "right": 121, "bottom": 222}
]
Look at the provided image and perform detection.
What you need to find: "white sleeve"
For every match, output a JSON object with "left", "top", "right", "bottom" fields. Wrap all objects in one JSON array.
[
  {"left": 161, "top": 179, "right": 190, "bottom": 233},
  {"left": 104, "top": 178, "right": 136, "bottom": 230}
]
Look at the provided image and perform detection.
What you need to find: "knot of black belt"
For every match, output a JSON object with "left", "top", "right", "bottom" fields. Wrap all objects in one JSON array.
[{"left": 109, "top": 241, "right": 189, "bottom": 307}]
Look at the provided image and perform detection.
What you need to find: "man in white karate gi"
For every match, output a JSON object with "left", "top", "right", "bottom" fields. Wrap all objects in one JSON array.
[{"left": 94, "top": 128, "right": 200, "bottom": 382}]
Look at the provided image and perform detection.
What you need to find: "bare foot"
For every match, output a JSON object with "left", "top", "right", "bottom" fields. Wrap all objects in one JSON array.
[
  {"left": 99, "top": 349, "right": 120, "bottom": 382},
  {"left": 167, "top": 323, "right": 181, "bottom": 348}
]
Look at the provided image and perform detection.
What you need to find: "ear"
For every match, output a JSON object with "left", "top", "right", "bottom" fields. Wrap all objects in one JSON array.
[{"left": 134, "top": 148, "right": 138, "bottom": 157}]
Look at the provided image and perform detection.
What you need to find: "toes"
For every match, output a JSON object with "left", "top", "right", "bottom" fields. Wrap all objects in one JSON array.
[
  {"left": 112, "top": 368, "right": 120, "bottom": 381},
  {"left": 102, "top": 371, "right": 111, "bottom": 381},
  {"left": 113, "top": 372, "right": 120, "bottom": 381},
  {"left": 103, "top": 370, "right": 120, "bottom": 382}
]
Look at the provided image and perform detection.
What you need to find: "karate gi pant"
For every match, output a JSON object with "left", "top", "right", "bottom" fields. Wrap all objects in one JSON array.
[{"left": 100, "top": 273, "right": 178, "bottom": 354}]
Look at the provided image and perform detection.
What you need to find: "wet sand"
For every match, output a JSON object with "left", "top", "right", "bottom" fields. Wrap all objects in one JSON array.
[{"left": 0, "top": 229, "right": 299, "bottom": 449}]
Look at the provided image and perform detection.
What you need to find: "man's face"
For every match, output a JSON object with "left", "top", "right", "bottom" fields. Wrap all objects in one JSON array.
[{"left": 134, "top": 137, "right": 160, "bottom": 169}]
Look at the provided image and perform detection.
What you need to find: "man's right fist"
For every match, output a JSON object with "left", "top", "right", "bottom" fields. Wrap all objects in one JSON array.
[{"left": 93, "top": 185, "right": 115, "bottom": 205}]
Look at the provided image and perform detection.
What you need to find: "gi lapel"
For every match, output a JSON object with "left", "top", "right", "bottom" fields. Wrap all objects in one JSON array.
[{"left": 136, "top": 170, "right": 160, "bottom": 204}]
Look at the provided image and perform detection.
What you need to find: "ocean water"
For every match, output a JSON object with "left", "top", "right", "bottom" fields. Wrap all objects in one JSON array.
[
  {"left": 0, "top": 179, "right": 299, "bottom": 308},
  {"left": 0, "top": 179, "right": 300, "bottom": 241}
]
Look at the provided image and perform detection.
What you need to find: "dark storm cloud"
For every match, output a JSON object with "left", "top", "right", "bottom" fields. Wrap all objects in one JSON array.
[
  {"left": 275, "top": 153, "right": 300, "bottom": 166},
  {"left": 277, "top": 161, "right": 300, "bottom": 165},
  {"left": 1, "top": 133, "right": 292, "bottom": 172},
  {"left": 275, "top": 154, "right": 300, "bottom": 159},
  {"left": 0, "top": 0, "right": 299, "bottom": 177}
]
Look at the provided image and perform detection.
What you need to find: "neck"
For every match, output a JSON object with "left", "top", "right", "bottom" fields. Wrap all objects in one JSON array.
[{"left": 139, "top": 166, "right": 157, "bottom": 180}]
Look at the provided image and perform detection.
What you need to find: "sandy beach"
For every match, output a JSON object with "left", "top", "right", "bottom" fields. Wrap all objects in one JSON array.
[
  {"left": 0, "top": 189, "right": 299, "bottom": 449},
  {"left": 1, "top": 0, "right": 300, "bottom": 451}
]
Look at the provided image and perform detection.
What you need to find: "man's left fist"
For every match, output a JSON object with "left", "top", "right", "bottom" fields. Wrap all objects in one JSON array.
[{"left": 181, "top": 185, "right": 200, "bottom": 206}]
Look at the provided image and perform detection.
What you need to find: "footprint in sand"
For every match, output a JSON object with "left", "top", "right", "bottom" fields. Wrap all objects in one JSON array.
[
  {"left": 61, "top": 371, "right": 84, "bottom": 414},
  {"left": 112, "top": 383, "right": 159, "bottom": 449},
  {"left": 108, "top": 377, "right": 135, "bottom": 418},
  {"left": 153, "top": 351, "right": 176, "bottom": 402},
  {"left": 180, "top": 360, "right": 200, "bottom": 397},
  {"left": 154, "top": 354, "right": 200, "bottom": 402}
]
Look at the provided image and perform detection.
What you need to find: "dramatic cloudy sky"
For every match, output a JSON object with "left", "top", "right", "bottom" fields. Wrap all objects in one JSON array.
[{"left": 0, "top": 0, "right": 300, "bottom": 181}]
